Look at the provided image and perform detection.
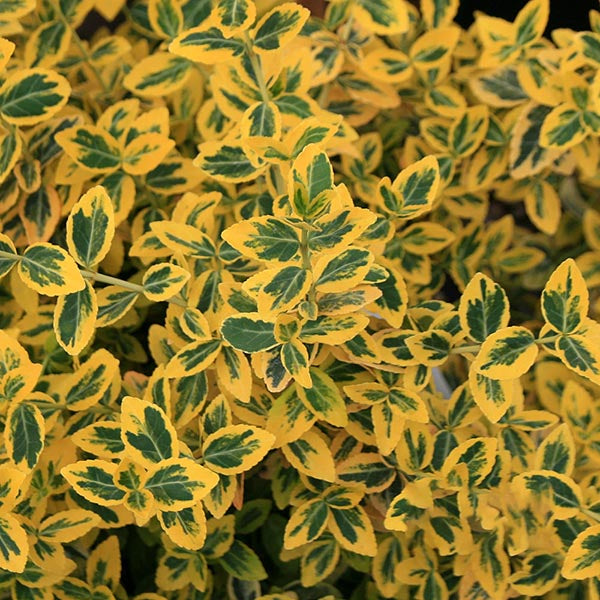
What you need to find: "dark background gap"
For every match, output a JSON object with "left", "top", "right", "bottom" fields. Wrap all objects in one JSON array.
[
  {"left": 455, "top": 0, "right": 597, "bottom": 34},
  {"left": 79, "top": 1, "right": 599, "bottom": 38},
  {"left": 295, "top": 0, "right": 598, "bottom": 30}
]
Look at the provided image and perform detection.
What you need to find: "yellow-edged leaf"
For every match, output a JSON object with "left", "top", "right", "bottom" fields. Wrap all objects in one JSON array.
[
  {"left": 0, "top": 68, "right": 70, "bottom": 126},
  {"left": 202, "top": 425, "right": 275, "bottom": 475},
  {"left": 472, "top": 326, "right": 538, "bottom": 380},
  {"left": 18, "top": 242, "right": 85, "bottom": 296}
]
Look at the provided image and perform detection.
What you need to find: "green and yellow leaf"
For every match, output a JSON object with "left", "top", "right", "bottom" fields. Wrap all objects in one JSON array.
[
  {"left": 169, "top": 25, "right": 246, "bottom": 64},
  {"left": 459, "top": 272, "right": 510, "bottom": 342},
  {"left": 510, "top": 553, "right": 560, "bottom": 596},
  {"left": 222, "top": 216, "right": 300, "bottom": 263},
  {"left": 62, "top": 348, "right": 119, "bottom": 411},
  {"left": 282, "top": 430, "right": 336, "bottom": 482},
  {"left": 534, "top": 423, "right": 575, "bottom": 475},
  {"left": 38, "top": 509, "right": 100, "bottom": 543},
  {"left": 541, "top": 259, "right": 588, "bottom": 334},
  {"left": 145, "top": 458, "right": 218, "bottom": 510},
  {"left": 0, "top": 231, "right": 18, "bottom": 279},
  {"left": 328, "top": 505, "right": 377, "bottom": 556},
  {"left": 124, "top": 53, "right": 192, "bottom": 98},
  {"left": 121, "top": 396, "right": 178, "bottom": 467},
  {"left": 252, "top": 3, "right": 309, "bottom": 53},
  {"left": 55, "top": 125, "right": 121, "bottom": 174},
  {"left": 377, "top": 156, "right": 440, "bottom": 220},
  {"left": 143, "top": 263, "right": 190, "bottom": 302},
  {"left": 166, "top": 337, "right": 222, "bottom": 378},
  {"left": 540, "top": 104, "right": 587, "bottom": 150},
  {"left": 473, "top": 326, "right": 538, "bottom": 380},
  {"left": 562, "top": 525, "right": 600, "bottom": 580},
  {"left": 5, "top": 401, "right": 44, "bottom": 471},
  {"left": 148, "top": 0, "right": 183, "bottom": 39},
  {"left": 53, "top": 280, "right": 98, "bottom": 355},
  {"left": 61, "top": 460, "right": 125, "bottom": 506},
  {"left": 0, "top": 514, "right": 28, "bottom": 573},
  {"left": 202, "top": 425, "right": 275, "bottom": 475},
  {"left": 66, "top": 185, "right": 115, "bottom": 268},
  {"left": 296, "top": 367, "right": 347, "bottom": 427},
  {"left": 220, "top": 313, "right": 278, "bottom": 352},
  {"left": 18, "top": 242, "right": 85, "bottom": 296},
  {"left": 468, "top": 368, "right": 514, "bottom": 423},
  {"left": 554, "top": 331, "right": 600, "bottom": 385},
  {"left": 71, "top": 420, "right": 125, "bottom": 458},
  {"left": 406, "top": 329, "right": 452, "bottom": 366},
  {"left": 351, "top": 0, "right": 408, "bottom": 34},
  {"left": 0, "top": 68, "right": 70, "bottom": 126}
]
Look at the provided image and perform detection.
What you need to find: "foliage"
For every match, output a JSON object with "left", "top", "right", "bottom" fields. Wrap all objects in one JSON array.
[{"left": 1, "top": 0, "right": 600, "bottom": 598}]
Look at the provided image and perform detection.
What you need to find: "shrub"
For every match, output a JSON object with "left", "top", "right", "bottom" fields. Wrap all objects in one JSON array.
[{"left": 1, "top": 0, "right": 600, "bottom": 598}]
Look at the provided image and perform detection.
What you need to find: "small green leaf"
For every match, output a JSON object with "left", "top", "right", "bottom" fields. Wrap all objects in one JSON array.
[
  {"left": 218, "top": 539, "right": 267, "bottom": 580},
  {"left": 220, "top": 313, "right": 278, "bottom": 353}
]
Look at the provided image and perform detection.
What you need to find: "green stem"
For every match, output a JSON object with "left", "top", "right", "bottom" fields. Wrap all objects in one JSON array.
[
  {"left": 559, "top": 176, "right": 589, "bottom": 219},
  {"left": 40, "top": 353, "right": 52, "bottom": 375},
  {"left": 449, "top": 343, "right": 483, "bottom": 355},
  {"left": 123, "top": 4, "right": 162, "bottom": 40},
  {"left": 49, "top": 0, "right": 111, "bottom": 94},
  {"left": 583, "top": 508, "right": 600, "bottom": 523},
  {"left": 0, "top": 249, "right": 21, "bottom": 263},
  {"left": 300, "top": 229, "right": 310, "bottom": 270},
  {"left": 80, "top": 269, "right": 145, "bottom": 293},
  {"left": 242, "top": 35, "right": 288, "bottom": 198},
  {"left": 450, "top": 334, "right": 562, "bottom": 356},
  {"left": 0, "top": 250, "right": 187, "bottom": 308},
  {"left": 271, "top": 165, "right": 286, "bottom": 195},
  {"left": 300, "top": 229, "right": 317, "bottom": 306},
  {"left": 81, "top": 269, "right": 187, "bottom": 307},
  {"left": 243, "top": 33, "right": 270, "bottom": 104},
  {"left": 317, "top": 83, "right": 330, "bottom": 108},
  {"left": 3, "top": 122, "right": 33, "bottom": 163},
  {"left": 341, "top": 14, "right": 355, "bottom": 42}
]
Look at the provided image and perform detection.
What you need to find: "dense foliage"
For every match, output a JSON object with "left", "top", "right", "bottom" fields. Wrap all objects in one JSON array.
[{"left": 2, "top": 0, "right": 600, "bottom": 598}]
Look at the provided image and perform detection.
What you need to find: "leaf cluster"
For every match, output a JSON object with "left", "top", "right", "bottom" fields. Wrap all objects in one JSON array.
[{"left": 1, "top": 0, "right": 600, "bottom": 599}]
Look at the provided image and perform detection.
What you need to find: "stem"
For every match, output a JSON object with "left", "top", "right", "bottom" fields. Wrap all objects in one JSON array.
[
  {"left": 583, "top": 508, "right": 600, "bottom": 523},
  {"left": 317, "top": 83, "right": 330, "bottom": 108},
  {"left": 81, "top": 269, "right": 145, "bottom": 293},
  {"left": 40, "top": 353, "right": 52, "bottom": 374},
  {"left": 450, "top": 334, "right": 562, "bottom": 356},
  {"left": 300, "top": 229, "right": 317, "bottom": 306},
  {"left": 341, "top": 14, "right": 355, "bottom": 42},
  {"left": 123, "top": 4, "right": 162, "bottom": 40},
  {"left": 0, "top": 250, "right": 187, "bottom": 308},
  {"left": 0, "top": 249, "right": 20, "bottom": 262},
  {"left": 449, "top": 343, "right": 482, "bottom": 355},
  {"left": 49, "top": 0, "right": 111, "bottom": 94},
  {"left": 81, "top": 269, "right": 187, "bottom": 307},
  {"left": 272, "top": 165, "right": 286, "bottom": 195},
  {"left": 559, "top": 176, "right": 588, "bottom": 219},
  {"left": 301, "top": 229, "right": 310, "bottom": 270},
  {"left": 243, "top": 33, "right": 270, "bottom": 104},
  {"left": 4, "top": 122, "right": 34, "bottom": 163},
  {"left": 242, "top": 34, "right": 288, "bottom": 199}
]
